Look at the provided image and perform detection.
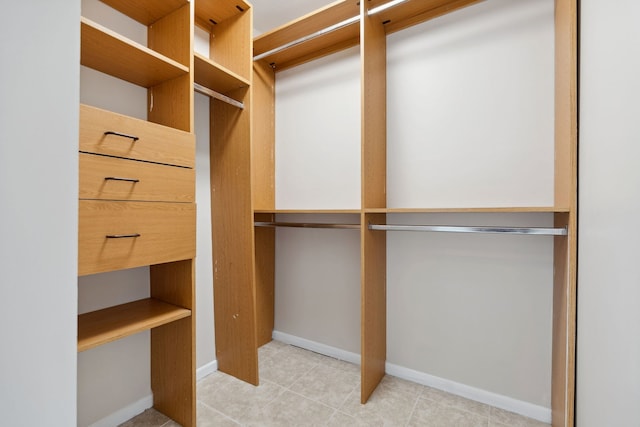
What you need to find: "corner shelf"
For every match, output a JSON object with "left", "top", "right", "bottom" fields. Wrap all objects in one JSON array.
[
  {"left": 78, "top": 298, "right": 191, "bottom": 352},
  {"left": 194, "top": 52, "right": 250, "bottom": 94},
  {"left": 81, "top": 17, "right": 188, "bottom": 88}
]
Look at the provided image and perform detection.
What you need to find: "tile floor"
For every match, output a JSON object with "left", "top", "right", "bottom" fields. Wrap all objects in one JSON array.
[{"left": 120, "top": 340, "right": 550, "bottom": 427}]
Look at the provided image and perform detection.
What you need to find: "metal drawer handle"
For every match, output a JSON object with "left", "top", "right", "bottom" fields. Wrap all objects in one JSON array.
[
  {"left": 104, "top": 176, "right": 140, "bottom": 183},
  {"left": 106, "top": 233, "right": 141, "bottom": 239},
  {"left": 104, "top": 131, "right": 139, "bottom": 142}
]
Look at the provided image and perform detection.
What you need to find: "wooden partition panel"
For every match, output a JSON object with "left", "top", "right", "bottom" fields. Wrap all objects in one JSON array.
[
  {"left": 553, "top": 0, "right": 578, "bottom": 210},
  {"left": 254, "top": 213, "right": 275, "bottom": 346},
  {"left": 361, "top": 7, "right": 387, "bottom": 210},
  {"left": 148, "top": 3, "right": 194, "bottom": 132},
  {"left": 150, "top": 259, "right": 195, "bottom": 427},
  {"left": 252, "top": 60, "right": 276, "bottom": 210},
  {"left": 211, "top": 7, "right": 252, "bottom": 80},
  {"left": 361, "top": 213, "right": 387, "bottom": 403},
  {"left": 211, "top": 87, "right": 259, "bottom": 385},
  {"left": 552, "top": 212, "right": 577, "bottom": 427}
]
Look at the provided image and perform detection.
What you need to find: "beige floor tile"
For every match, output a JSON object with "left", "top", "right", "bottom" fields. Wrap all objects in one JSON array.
[
  {"left": 489, "top": 407, "right": 550, "bottom": 427},
  {"left": 196, "top": 401, "right": 240, "bottom": 427},
  {"left": 243, "top": 390, "right": 335, "bottom": 427},
  {"left": 289, "top": 362, "right": 360, "bottom": 408},
  {"left": 339, "top": 376, "right": 422, "bottom": 426},
  {"left": 197, "top": 370, "right": 236, "bottom": 401},
  {"left": 436, "top": 392, "right": 492, "bottom": 417},
  {"left": 118, "top": 408, "right": 170, "bottom": 427},
  {"left": 259, "top": 345, "right": 322, "bottom": 387},
  {"left": 258, "top": 339, "right": 289, "bottom": 359},
  {"left": 198, "top": 374, "right": 285, "bottom": 424},
  {"left": 408, "top": 399, "right": 489, "bottom": 427},
  {"left": 325, "top": 410, "right": 371, "bottom": 426}
]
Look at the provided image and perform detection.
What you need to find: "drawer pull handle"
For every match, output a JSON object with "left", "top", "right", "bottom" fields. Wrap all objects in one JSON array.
[
  {"left": 104, "top": 176, "right": 140, "bottom": 183},
  {"left": 106, "top": 233, "right": 141, "bottom": 239},
  {"left": 104, "top": 131, "right": 139, "bottom": 142}
]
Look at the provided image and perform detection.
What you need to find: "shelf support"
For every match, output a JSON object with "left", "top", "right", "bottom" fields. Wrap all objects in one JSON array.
[{"left": 194, "top": 82, "right": 244, "bottom": 109}]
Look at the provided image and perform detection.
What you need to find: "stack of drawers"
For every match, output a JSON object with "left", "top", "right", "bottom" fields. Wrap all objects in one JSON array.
[{"left": 78, "top": 104, "right": 196, "bottom": 276}]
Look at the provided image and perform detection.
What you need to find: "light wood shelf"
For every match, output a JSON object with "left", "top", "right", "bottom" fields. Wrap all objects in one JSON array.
[
  {"left": 253, "top": 0, "right": 482, "bottom": 71},
  {"left": 254, "top": 209, "right": 361, "bottom": 215},
  {"left": 77, "top": 298, "right": 191, "bottom": 352},
  {"left": 80, "top": 17, "right": 188, "bottom": 88},
  {"left": 194, "top": 52, "right": 250, "bottom": 94},
  {"left": 382, "top": 207, "right": 570, "bottom": 213},
  {"left": 99, "top": 0, "right": 189, "bottom": 26}
]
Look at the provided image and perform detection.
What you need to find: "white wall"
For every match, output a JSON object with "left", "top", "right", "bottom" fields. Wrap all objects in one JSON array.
[
  {"left": 0, "top": 0, "right": 80, "bottom": 425},
  {"left": 273, "top": 0, "right": 555, "bottom": 416},
  {"left": 577, "top": 1, "right": 640, "bottom": 425}
]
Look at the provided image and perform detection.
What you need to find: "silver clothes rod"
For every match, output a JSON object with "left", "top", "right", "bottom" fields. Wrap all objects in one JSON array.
[
  {"left": 194, "top": 82, "right": 244, "bottom": 109},
  {"left": 254, "top": 15, "right": 359, "bottom": 62},
  {"left": 255, "top": 221, "right": 360, "bottom": 230},
  {"left": 368, "top": 224, "right": 568, "bottom": 236},
  {"left": 253, "top": 0, "right": 410, "bottom": 62}
]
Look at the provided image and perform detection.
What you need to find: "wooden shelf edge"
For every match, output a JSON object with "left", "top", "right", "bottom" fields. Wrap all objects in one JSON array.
[
  {"left": 80, "top": 17, "right": 189, "bottom": 88},
  {"left": 78, "top": 298, "right": 191, "bottom": 352},
  {"left": 254, "top": 209, "right": 362, "bottom": 214},
  {"left": 382, "top": 207, "right": 569, "bottom": 213},
  {"left": 194, "top": 52, "right": 250, "bottom": 94}
]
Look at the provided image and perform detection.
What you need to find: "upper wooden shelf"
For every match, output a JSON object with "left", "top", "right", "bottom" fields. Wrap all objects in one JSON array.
[
  {"left": 99, "top": 0, "right": 189, "bottom": 26},
  {"left": 253, "top": 0, "right": 482, "bottom": 71},
  {"left": 78, "top": 298, "right": 191, "bottom": 352},
  {"left": 254, "top": 0, "right": 360, "bottom": 70},
  {"left": 194, "top": 52, "right": 250, "bottom": 94},
  {"left": 375, "top": 207, "right": 569, "bottom": 213},
  {"left": 195, "top": 0, "right": 251, "bottom": 29},
  {"left": 81, "top": 17, "right": 189, "bottom": 88}
]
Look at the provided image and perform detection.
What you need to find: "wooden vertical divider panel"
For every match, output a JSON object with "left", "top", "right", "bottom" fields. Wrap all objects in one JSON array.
[
  {"left": 147, "top": 3, "right": 194, "bottom": 132},
  {"left": 551, "top": 0, "right": 577, "bottom": 425},
  {"left": 254, "top": 213, "right": 275, "bottom": 347},
  {"left": 150, "top": 259, "right": 196, "bottom": 427},
  {"left": 252, "top": 60, "right": 276, "bottom": 211},
  {"left": 360, "top": 1, "right": 387, "bottom": 404},
  {"left": 361, "top": 213, "right": 387, "bottom": 403},
  {"left": 211, "top": 85, "right": 259, "bottom": 385},
  {"left": 211, "top": 6, "right": 253, "bottom": 81}
]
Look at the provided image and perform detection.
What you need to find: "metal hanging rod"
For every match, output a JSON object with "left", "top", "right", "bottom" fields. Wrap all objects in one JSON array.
[
  {"left": 253, "top": 0, "right": 410, "bottom": 62},
  {"left": 255, "top": 221, "right": 360, "bottom": 230},
  {"left": 368, "top": 224, "right": 568, "bottom": 236},
  {"left": 194, "top": 82, "right": 244, "bottom": 109}
]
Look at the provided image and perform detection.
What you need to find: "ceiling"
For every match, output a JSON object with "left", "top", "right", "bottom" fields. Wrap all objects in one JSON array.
[{"left": 250, "top": 0, "right": 335, "bottom": 35}]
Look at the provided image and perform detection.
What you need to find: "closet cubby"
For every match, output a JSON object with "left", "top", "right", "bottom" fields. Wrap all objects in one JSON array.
[
  {"left": 78, "top": 0, "right": 196, "bottom": 425},
  {"left": 217, "top": 0, "right": 576, "bottom": 426}
]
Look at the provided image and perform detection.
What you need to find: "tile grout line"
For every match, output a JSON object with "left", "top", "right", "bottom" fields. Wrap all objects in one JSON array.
[
  {"left": 404, "top": 385, "right": 426, "bottom": 427},
  {"left": 198, "top": 399, "right": 245, "bottom": 426}
]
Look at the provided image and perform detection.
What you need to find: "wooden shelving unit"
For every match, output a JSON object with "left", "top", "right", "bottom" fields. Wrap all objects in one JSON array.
[
  {"left": 78, "top": 298, "right": 191, "bottom": 352},
  {"left": 80, "top": 18, "right": 188, "bottom": 88},
  {"left": 192, "top": 0, "right": 258, "bottom": 386},
  {"left": 220, "top": 1, "right": 578, "bottom": 426},
  {"left": 78, "top": 0, "right": 196, "bottom": 425}
]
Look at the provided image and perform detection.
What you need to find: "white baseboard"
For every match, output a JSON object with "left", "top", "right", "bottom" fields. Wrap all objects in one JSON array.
[
  {"left": 197, "top": 359, "right": 219, "bottom": 381},
  {"left": 384, "top": 362, "right": 552, "bottom": 424},
  {"left": 271, "top": 330, "right": 551, "bottom": 424},
  {"left": 272, "top": 330, "right": 361, "bottom": 366},
  {"left": 89, "top": 395, "right": 153, "bottom": 427},
  {"left": 89, "top": 360, "right": 219, "bottom": 427}
]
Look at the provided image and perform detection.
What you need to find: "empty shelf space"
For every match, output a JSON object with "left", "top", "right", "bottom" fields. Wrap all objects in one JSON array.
[
  {"left": 194, "top": 53, "right": 250, "bottom": 94},
  {"left": 77, "top": 297, "right": 191, "bottom": 352},
  {"left": 99, "top": 0, "right": 188, "bottom": 26},
  {"left": 81, "top": 17, "right": 189, "bottom": 88},
  {"left": 195, "top": 0, "right": 251, "bottom": 28},
  {"left": 254, "top": 209, "right": 362, "bottom": 214}
]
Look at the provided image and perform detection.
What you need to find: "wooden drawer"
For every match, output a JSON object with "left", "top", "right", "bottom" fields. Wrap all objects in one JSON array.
[
  {"left": 79, "top": 201, "right": 196, "bottom": 276},
  {"left": 79, "top": 153, "right": 194, "bottom": 202},
  {"left": 80, "top": 104, "right": 195, "bottom": 168}
]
